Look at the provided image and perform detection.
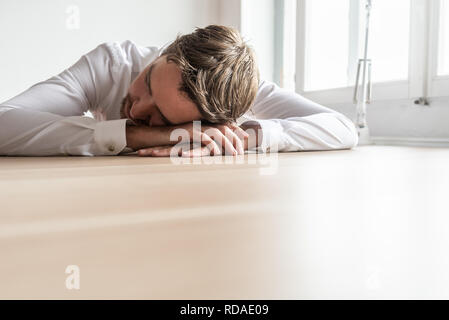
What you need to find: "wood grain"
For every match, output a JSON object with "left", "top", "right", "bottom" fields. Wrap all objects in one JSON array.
[{"left": 1, "top": 146, "right": 448, "bottom": 299}]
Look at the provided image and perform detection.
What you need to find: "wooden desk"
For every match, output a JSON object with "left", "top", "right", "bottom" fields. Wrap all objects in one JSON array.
[{"left": 1, "top": 146, "right": 448, "bottom": 299}]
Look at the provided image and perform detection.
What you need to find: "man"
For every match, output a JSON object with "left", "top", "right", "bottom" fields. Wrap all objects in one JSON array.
[{"left": 0, "top": 25, "right": 357, "bottom": 157}]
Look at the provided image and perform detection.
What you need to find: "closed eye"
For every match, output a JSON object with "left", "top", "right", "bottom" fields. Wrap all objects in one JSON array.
[
  {"left": 145, "top": 62, "right": 175, "bottom": 126},
  {"left": 157, "top": 107, "right": 173, "bottom": 125},
  {"left": 145, "top": 64, "right": 155, "bottom": 96}
]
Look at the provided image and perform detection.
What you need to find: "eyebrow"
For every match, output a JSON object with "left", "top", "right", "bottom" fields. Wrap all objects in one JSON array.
[
  {"left": 145, "top": 63, "right": 174, "bottom": 126},
  {"left": 145, "top": 64, "right": 155, "bottom": 96}
]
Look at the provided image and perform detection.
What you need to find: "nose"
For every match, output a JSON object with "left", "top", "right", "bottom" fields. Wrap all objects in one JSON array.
[
  {"left": 130, "top": 100, "right": 155, "bottom": 126},
  {"left": 129, "top": 99, "right": 148, "bottom": 121}
]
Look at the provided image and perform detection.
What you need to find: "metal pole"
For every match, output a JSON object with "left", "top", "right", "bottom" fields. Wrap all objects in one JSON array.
[{"left": 354, "top": 0, "right": 372, "bottom": 145}]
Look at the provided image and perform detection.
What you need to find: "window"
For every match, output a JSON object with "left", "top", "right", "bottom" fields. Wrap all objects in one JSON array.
[
  {"left": 438, "top": 0, "right": 449, "bottom": 76},
  {"left": 304, "top": 0, "right": 350, "bottom": 91},
  {"left": 293, "top": 0, "right": 449, "bottom": 104},
  {"left": 369, "top": 0, "right": 410, "bottom": 83},
  {"left": 275, "top": 0, "right": 297, "bottom": 91},
  {"left": 429, "top": 0, "right": 449, "bottom": 97},
  {"left": 303, "top": 0, "right": 410, "bottom": 90}
]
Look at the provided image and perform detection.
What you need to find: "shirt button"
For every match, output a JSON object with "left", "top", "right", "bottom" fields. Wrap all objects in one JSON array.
[{"left": 108, "top": 145, "right": 115, "bottom": 152}]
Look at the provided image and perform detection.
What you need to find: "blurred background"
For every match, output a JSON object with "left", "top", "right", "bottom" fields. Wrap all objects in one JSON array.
[{"left": 1, "top": 0, "right": 448, "bottom": 145}]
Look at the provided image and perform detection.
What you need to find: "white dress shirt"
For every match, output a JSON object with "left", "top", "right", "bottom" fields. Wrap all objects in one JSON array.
[{"left": 0, "top": 40, "right": 358, "bottom": 156}]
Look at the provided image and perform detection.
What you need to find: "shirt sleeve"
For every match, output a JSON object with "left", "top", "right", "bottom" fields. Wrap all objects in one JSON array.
[
  {"left": 0, "top": 43, "right": 129, "bottom": 156},
  {"left": 241, "top": 80, "right": 358, "bottom": 152}
]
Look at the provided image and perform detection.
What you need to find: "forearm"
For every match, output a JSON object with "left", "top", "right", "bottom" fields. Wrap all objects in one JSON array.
[
  {"left": 126, "top": 121, "right": 262, "bottom": 154},
  {"left": 125, "top": 124, "right": 176, "bottom": 151},
  {"left": 240, "top": 122, "right": 262, "bottom": 150},
  {"left": 0, "top": 107, "right": 127, "bottom": 156},
  {"left": 247, "top": 80, "right": 358, "bottom": 152},
  {"left": 251, "top": 113, "right": 358, "bottom": 152}
]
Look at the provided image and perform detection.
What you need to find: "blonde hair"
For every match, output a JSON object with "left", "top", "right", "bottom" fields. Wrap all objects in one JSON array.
[{"left": 161, "top": 25, "right": 259, "bottom": 123}]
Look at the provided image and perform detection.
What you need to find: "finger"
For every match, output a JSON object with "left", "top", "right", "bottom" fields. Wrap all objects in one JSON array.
[
  {"left": 207, "top": 128, "right": 237, "bottom": 156},
  {"left": 233, "top": 126, "right": 250, "bottom": 140},
  {"left": 150, "top": 146, "right": 191, "bottom": 157},
  {"left": 224, "top": 127, "right": 244, "bottom": 155},
  {"left": 138, "top": 145, "right": 174, "bottom": 157},
  {"left": 222, "top": 123, "right": 247, "bottom": 153},
  {"left": 182, "top": 146, "right": 211, "bottom": 158},
  {"left": 150, "top": 146, "right": 175, "bottom": 157},
  {"left": 219, "top": 131, "right": 238, "bottom": 155},
  {"left": 200, "top": 132, "right": 221, "bottom": 156},
  {"left": 233, "top": 126, "right": 249, "bottom": 152},
  {"left": 138, "top": 146, "right": 158, "bottom": 156},
  {"left": 226, "top": 123, "right": 249, "bottom": 138}
]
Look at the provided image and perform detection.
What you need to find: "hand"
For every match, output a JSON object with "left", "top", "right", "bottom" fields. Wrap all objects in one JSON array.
[
  {"left": 137, "top": 144, "right": 214, "bottom": 157},
  {"left": 138, "top": 122, "right": 249, "bottom": 157}
]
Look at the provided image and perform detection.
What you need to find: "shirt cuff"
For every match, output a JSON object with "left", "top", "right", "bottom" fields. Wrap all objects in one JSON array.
[
  {"left": 94, "top": 119, "right": 129, "bottom": 155},
  {"left": 240, "top": 119, "right": 284, "bottom": 153}
]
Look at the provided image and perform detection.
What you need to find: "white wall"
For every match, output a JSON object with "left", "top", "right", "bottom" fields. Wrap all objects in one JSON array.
[
  {"left": 0, "top": 0, "right": 219, "bottom": 102},
  {"left": 218, "top": 0, "right": 276, "bottom": 83},
  {"left": 218, "top": 0, "right": 242, "bottom": 30},
  {"left": 330, "top": 97, "right": 449, "bottom": 144},
  {"left": 241, "top": 0, "right": 275, "bottom": 83},
  {"left": 4, "top": 0, "right": 445, "bottom": 144},
  {"left": 0, "top": 0, "right": 278, "bottom": 103}
]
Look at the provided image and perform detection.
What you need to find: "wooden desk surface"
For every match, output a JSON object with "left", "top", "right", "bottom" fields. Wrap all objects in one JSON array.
[{"left": 1, "top": 146, "right": 449, "bottom": 299}]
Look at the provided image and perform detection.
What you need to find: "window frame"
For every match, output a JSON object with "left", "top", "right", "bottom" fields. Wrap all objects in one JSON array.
[
  {"left": 429, "top": 0, "right": 449, "bottom": 97},
  {"left": 294, "top": 0, "right": 449, "bottom": 105}
]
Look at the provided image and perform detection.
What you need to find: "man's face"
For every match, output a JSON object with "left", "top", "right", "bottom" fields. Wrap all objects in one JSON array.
[{"left": 120, "top": 55, "right": 202, "bottom": 126}]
